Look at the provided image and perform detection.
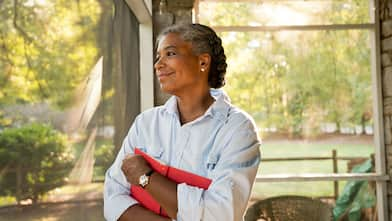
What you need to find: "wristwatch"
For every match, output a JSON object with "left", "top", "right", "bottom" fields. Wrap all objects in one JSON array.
[{"left": 139, "top": 169, "right": 154, "bottom": 188}]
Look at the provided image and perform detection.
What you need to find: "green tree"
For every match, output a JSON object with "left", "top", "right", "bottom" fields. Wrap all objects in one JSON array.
[
  {"left": 0, "top": 123, "right": 74, "bottom": 204},
  {"left": 200, "top": 0, "right": 372, "bottom": 137},
  {"left": 0, "top": 0, "right": 101, "bottom": 108}
]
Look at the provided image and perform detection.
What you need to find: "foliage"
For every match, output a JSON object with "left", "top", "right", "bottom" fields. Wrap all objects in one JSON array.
[
  {"left": 0, "top": 0, "right": 102, "bottom": 109},
  {"left": 0, "top": 123, "right": 74, "bottom": 203},
  {"left": 94, "top": 143, "right": 115, "bottom": 171},
  {"left": 199, "top": 0, "right": 373, "bottom": 138},
  {"left": 333, "top": 160, "right": 375, "bottom": 221}
]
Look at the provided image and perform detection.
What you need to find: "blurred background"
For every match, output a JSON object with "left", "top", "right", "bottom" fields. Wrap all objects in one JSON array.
[{"left": 0, "top": 0, "right": 391, "bottom": 220}]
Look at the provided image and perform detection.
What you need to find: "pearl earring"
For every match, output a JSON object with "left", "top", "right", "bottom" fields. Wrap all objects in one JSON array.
[{"left": 201, "top": 68, "right": 205, "bottom": 72}]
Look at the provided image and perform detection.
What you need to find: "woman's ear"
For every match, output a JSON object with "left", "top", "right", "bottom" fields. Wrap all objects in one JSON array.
[{"left": 199, "top": 53, "right": 211, "bottom": 72}]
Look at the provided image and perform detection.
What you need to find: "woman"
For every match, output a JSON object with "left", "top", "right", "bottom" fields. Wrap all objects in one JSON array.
[{"left": 104, "top": 23, "right": 261, "bottom": 221}]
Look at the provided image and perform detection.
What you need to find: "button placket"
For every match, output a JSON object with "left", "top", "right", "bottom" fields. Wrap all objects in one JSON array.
[{"left": 175, "top": 126, "right": 191, "bottom": 168}]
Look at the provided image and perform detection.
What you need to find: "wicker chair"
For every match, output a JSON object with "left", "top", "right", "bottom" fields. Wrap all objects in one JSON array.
[{"left": 244, "top": 195, "right": 333, "bottom": 221}]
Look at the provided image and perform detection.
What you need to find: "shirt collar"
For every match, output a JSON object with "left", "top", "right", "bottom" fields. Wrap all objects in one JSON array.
[
  {"left": 204, "top": 91, "right": 231, "bottom": 122},
  {"left": 163, "top": 95, "right": 179, "bottom": 116},
  {"left": 163, "top": 89, "right": 231, "bottom": 123}
]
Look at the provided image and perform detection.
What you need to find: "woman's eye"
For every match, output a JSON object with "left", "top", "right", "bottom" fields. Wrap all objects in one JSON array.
[{"left": 155, "top": 51, "right": 175, "bottom": 62}]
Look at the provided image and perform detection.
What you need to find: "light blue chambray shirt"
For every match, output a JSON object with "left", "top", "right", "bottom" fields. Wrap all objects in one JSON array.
[{"left": 103, "top": 89, "right": 261, "bottom": 221}]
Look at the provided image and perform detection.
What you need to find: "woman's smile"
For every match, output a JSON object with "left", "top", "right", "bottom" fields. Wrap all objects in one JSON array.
[{"left": 157, "top": 71, "right": 175, "bottom": 80}]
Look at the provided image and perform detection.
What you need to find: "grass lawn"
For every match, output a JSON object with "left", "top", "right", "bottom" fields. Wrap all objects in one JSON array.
[{"left": 251, "top": 137, "right": 374, "bottom": 199}]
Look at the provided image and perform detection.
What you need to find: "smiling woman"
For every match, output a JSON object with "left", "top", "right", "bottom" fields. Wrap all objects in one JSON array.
[
  {"left": 103, "top": 23, "right": 261, "bottom": 221},
  {"left": 154, "top": 33, "right": 206, "bottom": 96}
]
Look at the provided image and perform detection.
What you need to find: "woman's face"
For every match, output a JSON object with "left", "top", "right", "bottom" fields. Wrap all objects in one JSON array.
[{"left": 154, "top": 33, "right": 209, "bottom": 95}]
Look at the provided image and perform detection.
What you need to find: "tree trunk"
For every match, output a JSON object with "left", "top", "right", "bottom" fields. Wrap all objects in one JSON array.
[
  {"left": 95, "top": 0, "right": 114, "bottom": 129},
  {"left": 16, "top": 164, "right": 22, "bottom": 205}
]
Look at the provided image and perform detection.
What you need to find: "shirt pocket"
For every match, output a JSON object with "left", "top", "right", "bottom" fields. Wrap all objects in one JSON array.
[
  {"left": 148, "top": 146, "right": 164, "bottom": 161},
  {"left": 205, "top": 154, "right": 218, "bottom": 171}
]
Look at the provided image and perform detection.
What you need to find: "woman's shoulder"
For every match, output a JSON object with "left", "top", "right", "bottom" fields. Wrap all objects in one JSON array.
[
  {"left": 136, "top": 105, "right": 167, "bottom": 121},
  {"left": 226, "top": 105, "right": 257, "bottom": 129},
  {"left": 212, "top": 90, "right": 255, "bottom": 128}
]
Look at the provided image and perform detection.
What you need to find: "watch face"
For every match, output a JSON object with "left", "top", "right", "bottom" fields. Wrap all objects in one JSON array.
[{"left": 139, "top": 174, "right": 149, "bottom": 187}]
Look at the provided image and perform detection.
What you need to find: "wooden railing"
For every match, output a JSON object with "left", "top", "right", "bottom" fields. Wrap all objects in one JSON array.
[{"left": 259, "top": 149, "right": 375, "bottom": 199}]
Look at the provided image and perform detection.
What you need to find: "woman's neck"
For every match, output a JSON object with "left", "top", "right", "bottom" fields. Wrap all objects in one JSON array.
[{"left": 176, "top": 90, "right": 215, "bottom": 125}]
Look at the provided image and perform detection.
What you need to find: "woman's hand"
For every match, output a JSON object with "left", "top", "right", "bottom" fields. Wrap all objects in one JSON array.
[
  {"left": 121, "top": 154, "right": 151, "bottom": 185},
  {"left": 121, "top": 154, "right": 178, "bottom": 219}
]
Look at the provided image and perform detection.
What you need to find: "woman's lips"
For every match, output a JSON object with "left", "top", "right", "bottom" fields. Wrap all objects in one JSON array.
[{"left": 157, "top": 71, "right": 174, "bottom": 79}]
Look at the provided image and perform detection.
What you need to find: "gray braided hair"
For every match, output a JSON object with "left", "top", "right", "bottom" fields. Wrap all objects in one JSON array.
[{"left": 157, "top": 23, "right": 227, "bottom": 88}]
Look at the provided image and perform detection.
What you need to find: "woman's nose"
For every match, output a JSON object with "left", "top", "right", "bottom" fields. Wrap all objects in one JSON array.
[{"left": 154, "top": 57, "right": 164, "bottom": 70}]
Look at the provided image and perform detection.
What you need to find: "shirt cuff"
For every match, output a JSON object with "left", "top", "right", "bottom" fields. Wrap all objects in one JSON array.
[
  {"left": 176, "top": 183, "right": 204, "bottom": 221},
  {"left": 104, "top": 194, "right": 138, "bottom": 221}
]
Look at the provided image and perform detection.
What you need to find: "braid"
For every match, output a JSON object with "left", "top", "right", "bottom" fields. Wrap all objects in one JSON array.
[
  {"left": 157, "top": 23, "right": 227, "bottom": 88},
  {"left": 208, "top": 35, "right": 227, "bottom": 88}
]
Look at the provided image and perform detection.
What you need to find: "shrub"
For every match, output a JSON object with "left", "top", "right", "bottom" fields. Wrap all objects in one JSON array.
[
  {"left": 94, "top": 143, "right": 115, "bottom": 171},
  {"left": 0, "top": 123, "right": 74, "bottom": 204}
]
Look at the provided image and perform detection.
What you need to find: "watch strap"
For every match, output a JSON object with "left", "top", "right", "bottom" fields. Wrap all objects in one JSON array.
[{"left": 146, "top": 169, "right": 154, "bottom": 177}]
